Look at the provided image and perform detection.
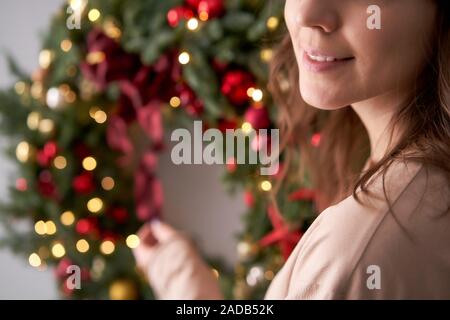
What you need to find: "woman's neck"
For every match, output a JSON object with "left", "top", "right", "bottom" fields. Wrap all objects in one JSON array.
[{"left": 351, "top": 89, "right": 409, "bottom": 163}]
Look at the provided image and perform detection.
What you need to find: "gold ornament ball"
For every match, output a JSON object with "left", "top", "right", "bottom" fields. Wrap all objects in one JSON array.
[{"left": 109, "top": 279, "right": 139, "bottom": 300}]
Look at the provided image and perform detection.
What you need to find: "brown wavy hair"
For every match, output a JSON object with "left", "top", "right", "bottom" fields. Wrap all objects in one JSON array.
[{"left": 268, "top": 2, "right": 450, "bottom": 213}]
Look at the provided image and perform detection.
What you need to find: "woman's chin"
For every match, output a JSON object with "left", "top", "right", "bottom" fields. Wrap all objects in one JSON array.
[{"left": 300, "top": 89, "right": 348, "bottom": 111}]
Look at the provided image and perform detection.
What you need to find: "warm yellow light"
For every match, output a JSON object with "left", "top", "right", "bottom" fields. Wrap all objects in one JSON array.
[
  {"left": 266, "top": 16, "right": 279, "bottom": 30},
  {"left": 82, "top": 156, "right": 97, "bottom": 171},
  {"left": 86, "top": 51, "right": 105, "bottom": 64},
  {"left": 31, "top": 82, "right": 43, "bottom": 100},
  {"left": 14, "top": 81, "right": 26, "bottom": 95},
  {"left": 260, "top": 49, "right": 273, "bottom": 62},
  {"left": 169, "top": 96, "right": 181, "bottom": 108},
  {"left": 178, "top": 52, "right": 190, "bottom": 65},
  {"left": 29, "top": 253, "right": 41, "bottom": 267},
  {"left": 65, "top": 90, "right": 76, "bottom": 103},
  {"left": 88, "top": 8, "right": 101, "bottom": 22},
  {"left": 54, "top": 156, "right": 67, "bottom": 169},
  {"left": 264, "top": 270, "right": 275, "bottom": 281},
  {"left": 16, "top": 141, "right": 31, "bottom": 163},
  {"left": 260, "top": 180, "right": 272, "bottom": 192},
  {"left": 212, "top": 268, "right": 219, "bottom": 279},
  {"left": 60, "top": 39, "right": 73, "bottom": 52},
  {"left": 100, "top": 240, "right": 115, "bottom": 255},
  {"left": 45, "top": 221, "right": 57, "bottom": 235},
  {"left": 39, "top": 50, "right": 53, "bottom": 69},
  {"left": 89, "top": 106, "right": 99, "bottom": 118},
  {"left": 251, "top": 89, "right": 263, "bottom": 102},
  {"left": 104, "top": 19, "right": 122, "bottom": 39},
  {"left": 51, "top": 243, "right": 66, "bottom": 258},
  {"left": 199, "top": 11, "right": 209, "bottom": 21},
  {"left": 101, "top": 177, "right": 115, "bottom": 190},
  {"left": 34, "top": 220, "right": 47, "bottom": 235},
  {"left": 39, "top": 119, "right": 55, "bottom": 134},
  {"left": 87, "top": 197, "right": 103, "bottom": 213},
  {"left": 247, "top": 87, "right": 255, "bottom": 97},
  {"left": 60, "top": 211, "right": 75, "bottom": 226},
  {"left": 92, "top": 110, "right": 107, "bottom": 124},
  {"left": 187, "top": 18, "right": 199, "bottom": 30},
  {"left": 126, "top": 234, "right": 140, "bottom": 249},
  {"left": 76, "top": 239, "right": 90, "bottom": 253},
  {"left": 241, "top": 122, "right": 253, "bottom": 134},
  {"left": 27, "top": 112, "right": 42, "bottom": 130}
]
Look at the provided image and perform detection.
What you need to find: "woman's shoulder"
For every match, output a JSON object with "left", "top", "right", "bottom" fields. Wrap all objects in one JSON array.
[{"left": 284, "top": 159, "right": 450, "bottom": 299}]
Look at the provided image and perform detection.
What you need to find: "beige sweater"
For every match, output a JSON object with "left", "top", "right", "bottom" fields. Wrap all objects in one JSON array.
[{"left": 146, "top": 160, "right": 450, "bottom": 299}]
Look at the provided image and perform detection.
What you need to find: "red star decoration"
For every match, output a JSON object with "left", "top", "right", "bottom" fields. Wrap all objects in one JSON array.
[{"left": 259, "top": 205, "right": 303, "bottom": 261}]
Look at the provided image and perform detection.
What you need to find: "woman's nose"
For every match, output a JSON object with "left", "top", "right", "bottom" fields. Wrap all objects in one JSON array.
[{"left": 294, "top": 0, "right": 340, "bottom": 34}]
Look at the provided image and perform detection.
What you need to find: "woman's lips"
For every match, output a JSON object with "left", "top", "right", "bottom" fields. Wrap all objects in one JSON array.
[{"left": 302, "top": 50, "right": 354, "bottom": 72}]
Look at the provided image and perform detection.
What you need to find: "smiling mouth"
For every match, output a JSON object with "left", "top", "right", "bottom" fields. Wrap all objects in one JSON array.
[
  {"left": 302, "top": 50, "right": 355, "bottom": 72},
  {"left": 306, "top": 52, "right": 353, "bottom": 62}
]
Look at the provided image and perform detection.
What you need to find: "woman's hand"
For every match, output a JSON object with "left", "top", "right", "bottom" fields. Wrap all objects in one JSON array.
[
  {"left": 132, "top": 219, "right": 179, "bottom": 272},
  {"left": 131, "top": 219, "right": 224, "bottom": 299}
]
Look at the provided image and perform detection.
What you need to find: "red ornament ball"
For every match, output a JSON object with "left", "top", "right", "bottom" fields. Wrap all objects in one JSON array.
[
  {"left": 76, "top": 217, "right": 99, "bottom": 237},
  {"left": 244, "top": 106, "right": 271, "bottom": 130},
  {"left": 221, "top": 70, "right": 255, "bottom": 106},
  {"left": 167, "top": 6, "right": 195, "bottom": 27},
  {"left": 72, "top": 171, "right": 95, "bottom": 194}
]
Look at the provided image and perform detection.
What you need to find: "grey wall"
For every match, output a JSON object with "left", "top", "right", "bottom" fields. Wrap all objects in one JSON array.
[{"left": 0, "top": 0, "right": 244, "bottom": 299}]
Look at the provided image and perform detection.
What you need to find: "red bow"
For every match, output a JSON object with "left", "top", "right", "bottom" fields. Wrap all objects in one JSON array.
[{"left": 259, "top": 205, "right": 303, "bottom": 261}]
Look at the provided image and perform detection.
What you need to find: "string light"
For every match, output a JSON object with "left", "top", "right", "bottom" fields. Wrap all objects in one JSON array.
[
  {"left": 86, "top": 51, "right": 105, "bottom": 64},
  {"left": 187, "top": 18, "right": 199, "bottom": 30},
  {"left": 54, "top": 156, "right": 67, "bottom": 169},
  {"left": 88, "top": 8, "right": 101, "bottom": 22},
  {"left": 60, "top": 39, "right": 72, "bottom": 52},
  {"left": 125, "top": 234, "right": 140, "bottom": 248},
  {"left": 247, "top": 87, "right": 255, "bottom": 98},
  {"left": 101, "top": 177, "right": 115, "bottom": 190},
  {"left": 178, "top": 52, "right": 190, "bottom": 65},
  {"left": 89, "top": 107, "right": 107, "bottom": 123},
  {"left": 45, "top": 221, "right": 57, "bottom": 235},
  {"left": 104, "top": 19, "right": 122, "bottom": 39},
  {"left": 28, "top": 253, "right": 41, "bottom": 267},
  {"left": 169, "top": 96, "right": 181, "bottom": 108},
  {"left": 100, "top": 240, "right": 115, "bottom": 255},
  {"left": 27, "top": 112, "right": 42, "bottom": 130},
  {"left": 30, "top": 82, "right": 43, "bottom": 100},
  {"left": 16, "top": 141, "right": 31, "bottom": 163},
  {"left": 34, "top": 220, "right": 47, "bottom": 235},
  {"left": 51, "top": 242, "right": 66, "bottom": 258},
  {"left": 39, "top": 50, "right": 53, "bottom": 69},
  {"left": 82, "top": 156, "right": 97, "bottom": 171},
  {"left": 212, "top": 268, "right": 219, "bottom": 279},
  {"left": 251, "top": 89, "right": 263, "bottom": 102},
  {"left": 14, "top": 81, "right": 26, "bottom": 95},
  {"left": 260, "top": 180, "right": 272, "bottom": 192},
  {"left": 260, "top": 48, "right": 273, "bottom": 62},
  {"left": 46, "top": 87, "right": 63, "bottom": 108},
  {"left": 87, "top": 197, "right": 103, "bottom": 213},
  {"left": 76, "top": 239, "right": 90, "bottom": 253},
  {"left": 266, "top": 16, "right": 279, "bottom": 30},
  {"left": 60, "top": 211, "right": 75, "bottom": 226},
  {"left": 264, "top": 270, "right": 275, "bottom": 281},
  {"left": 199, "top": 11, "right": 209, "bottom": 21},
  {"left": 241, "top": 122, "right": 253, "bottom": 134},
  {"left": 38, "top": 119, "right": 55, "bottom": 134}
]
